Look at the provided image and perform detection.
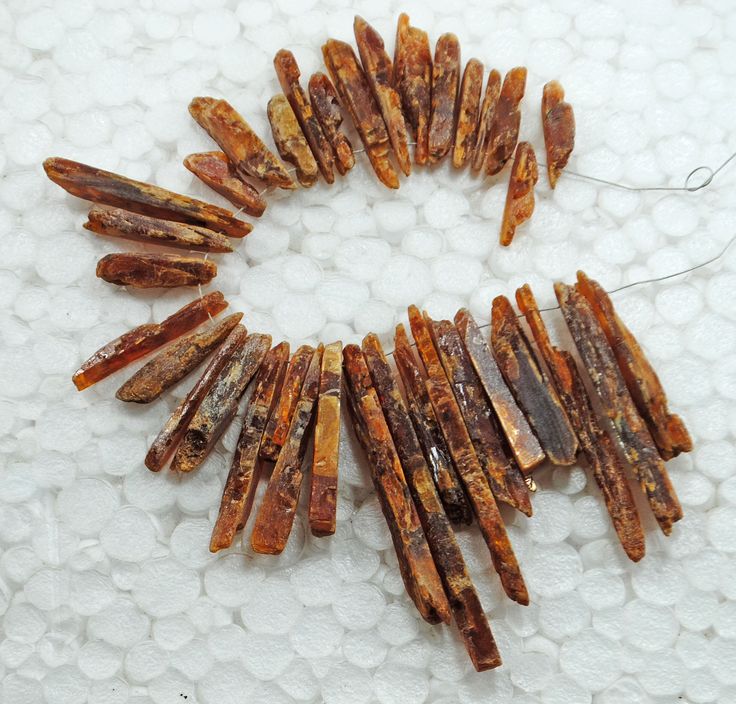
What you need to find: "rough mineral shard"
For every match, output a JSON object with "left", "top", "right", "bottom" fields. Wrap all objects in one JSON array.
[
  {"left": 428, "top": 33, "right": 460, "bottom": 164},
  {"left": 183, "top": 151, "right": 267, "bottom": 217},
  {"left": 361, "top": 333, "right": 500, "bottom": 671},
  {"left": 145, "top": 324, "right": 247, "bottom": 472},
  {"left": 342, "top": 343, "right": 452, "bottom": 625},
  {"left": 516, "top": 285, "right": 645, "bottom": 561},
  {"left": 116, "top": 313, "right": 243, "bottom": 404},
  {"left": 453, "top": 59, "right": 484, "bottom": 169},
  {"left": 393, "top": 13, "right": 432, "bottom": 165},
  {"left": 407, "top": 305, "right": 529, "bottom": 605},
  {"left": 188, "top": 96, "right": 295, "bottom": 190},
  {"left": 485, "top": 67, "right": 527, "bottom": 175},
  {"left": 471, "top": 69, "right": 501, "bottom": 173},
  {"left": 43, "top": 157, "right": 252, "bottom": 238},
  {"left": 84, "top": 205, "right": 233, "bottom": 253},
  {"left": 308, "top": 72, "right": 355, "bottom": 176},
  {"left": 210, "top": 342, "right": 290, "bottom": 552},
  {"left": 73, "top": 291, "right": 228, "bottom": 391},
  {"left": 259, "top": 344, "right": 315, "bottom": 462},
  {"left": 322, "top": 39, "right": 400, "bottom": 189},
  {"left": 500, "top": 141, "right": 538, "bottom": 247},
  {"left": 96, "top": 252, "right": 217, "bottom": 289},
  {"left": 171, "top": 333, "right": 271, "bottom": 474},
  {"left": 274, "top": 49, "right": 335, "bottom": 184},
  {"left": 542, "top": 80, "right": 575, "bottom": 188},
  {"left": 308, "top": 341, "right": 343, "bottom": 538},
  {"left": 490, "top": 295, "right": 578, "bottom": 465},
  {"left": 429, "top": 318, "right": 531, "bottom": 517},
  {"left": 576, "top": 271, "right": 692, "bottom": 460},
  {"left": 251, "top": 347, "right": 323, "bottom": 554},
  {"left": 393, "top": 324, "right": 472, "bottom": 526},
  {"left": 454, "top": 308, "right": 545, "bottom": 473},
  {"left": 267, "top": 94, "right": 320, "bottom": 188},
  {"left": 555, "top": 283, "right": 683, "bottom": 535},
  {"left": 354, "top": 16, "right": 411, "bottom": 177}
]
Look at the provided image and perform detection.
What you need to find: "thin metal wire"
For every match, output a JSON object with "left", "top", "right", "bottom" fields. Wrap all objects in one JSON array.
[
  {"left": 381, "top": 233, "right": 736, "bottom": 356},
  {"left": 254, "top": 143, "right": 736, "bottom": 196},
  {"left": 547, "top": 149, "right": 736, "bottom": 193}
]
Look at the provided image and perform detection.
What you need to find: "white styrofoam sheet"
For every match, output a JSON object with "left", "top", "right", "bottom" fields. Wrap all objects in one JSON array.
[{"left": 1, "top": 1, "right": 736, "bottom": 703}]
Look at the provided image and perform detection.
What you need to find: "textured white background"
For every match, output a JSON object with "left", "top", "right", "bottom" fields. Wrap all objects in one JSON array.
[{"left": 1, "top": 0, "right": 736, "bottom": 703}]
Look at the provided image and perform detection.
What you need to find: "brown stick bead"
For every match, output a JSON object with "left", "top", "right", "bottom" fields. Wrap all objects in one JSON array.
[
  {"left": 516, "top": 284, "right": 645, "bottom": 561},
  {"left": 188, "top": 96, "right": 295, "bottom": 190},
  {"left": 490, "top": 295, "right": 578, "bottom": 465},
  {"left": 259, "top": 344, "right": 315, "bottom": 462},
  {"left": 145, "top": 324, "right": 247, "bottom": 472},
  {"left": 555, "top": 283, "right": 683, "bottom": 535},
  {"left": 500, "top": 142, "right": 538, "bottom": 247},
  {"left": 171, "top": 333, "right": 271, "bottom": 474},
  {"left": 408, "top": 305, "right": 528, "bottom": 605},
  {"left": 73, "top": 291, "right": 228, "bottom": 391},
  {"left": 362, "top": 333, "right": 500, "bottom": 670},
  {"left": 453, "top": 59, "right": 484, "bottom": 169},
  {"left": 393, "top": 13, "right": 432, "bottom": 165},
  {"left": 116, "top": 313, "right": 243, "bottom": 404},
  {"left": 308, "top": 72, "right": 355, "bottom": 176},
  {"left": 471, "top": 69, "right": 501, "bottom": 173},
  {"left": 96, "top": 252, "right": 217, "bottom": 289},
  {"left": 393, "top": 324, "right": 472, "bottom": 526},
  {"left": 251, "top": 346, "right": 323, "bottom": 554},
  {"left": 210, "top": 341, "right": 290, "bottom": 552},
  {"left": 43, "top": 157, "right": 251, "bottom": 238},
  {"left": 267, "top": 94, "right": 320, "bottom": 188},
  {"left": 485, "top": 67, "right": 527, "bottom": 176},
  {"left": 183, "top": 151, "right": 266, "bottom": 217},
  {"left": 428, "top": 33, "right": 460, "bottom": 164},
  {"left": 542, "top": 80, "right": 575, "bottom": 188},
  {"left": 308, "top": 341, "right": 343, "bottom": 537},
  {"left": 274, "top": 49, "right": 335, "bottom": 184},
  {"left": 354, "top": 16, "right": 411, "bottom": 177},
  {"left": 576, "top": 271, "right": 692, "bottom": 460},
  {"left": 322, "top": 39, "right": 400, "bottom": 189},
  {"left": 343, "top": 343, "right": 451, "bottom": 625},
  {"left": 429, "top": 318, "right": 531, "bottom": 517},
  {"left": 84, "top": 205, "right": 234, "bottom": 253},
  {"left": 454, "top": 308, "right": 545, "bottom": 473}
]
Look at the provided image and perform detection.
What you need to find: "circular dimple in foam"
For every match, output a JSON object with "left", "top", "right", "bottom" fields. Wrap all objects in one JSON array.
[
  {"left": 526, "top": 492, "right": 574, "bottom": 544},
  {"left": 240, "top": 579, "right": 302, "bottom": 635},
  {"left": 131, "top": 559, "right": 201, "bottom": 618},
  {"left": 333, "top": 583, "right": 386, "bottom": 631},
  {"left": 559, "top": 629, "right": 622, "bottom": 693},
  {"left": 289, "top": 607, "right": 344, "bottom": 658},
  {"left": 99, "top": 507, "right": 156, "bottom": 563},
  {"left": 321, "top": 661, "right": 374, "bottom": 704},
  {"left": 526, "top": 543, "right": 584, "bottom": 598},
  {"left": 204, "top": 556, "right": 264, "bottom": 608},
  {"left": 290, "top": 557, "right": 342, "bottom": 607}
]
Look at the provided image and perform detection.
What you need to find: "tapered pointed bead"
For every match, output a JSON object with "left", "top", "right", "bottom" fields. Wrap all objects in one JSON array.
[
  {"left": 542, "top": 80, "right": 575, "bottom": 188},
  {"left": 210, "top": 342, "right": 290, "bottom": 551},
  {"left": 308, "top": 72, "right": 355, "bottom": 175},
  {"left": 354, "top": 16, "right": 411, "bottom": 176},
  {"left": 43, "top": 156, "right": 252, "bottom": 238},
  {"left": 393, "top": 13, "right": 432, "bottom": 165},
  {"left": 267, "top": 93, "right": 319, "bottom": 188},
  {"left": 273, "top": 49, "right": 335, "bottom": 184},
  {"left": 322, "top": 39, "right": 400, "bottom": 188},
  {"left": 73, "top": 292, "right": 228, "bottom": 391},
  {"left": 96, "top": 252, "right": 217, "bottom": 288},
  {"left": 189, "top": 96, "right": 296, "bottom": 189},
  {"left": 184, "top": 151, "right": 267, "bottom": 217}
]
